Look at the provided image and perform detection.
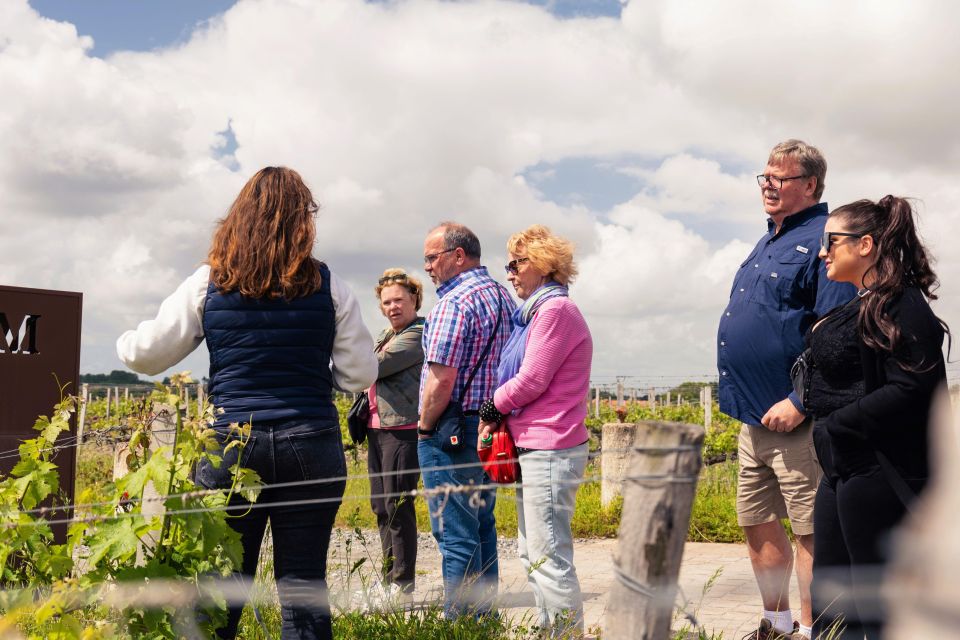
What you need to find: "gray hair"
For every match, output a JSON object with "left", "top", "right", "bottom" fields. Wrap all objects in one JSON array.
[
  {"left": 436, "top": 221, "right": 481, "bottom": 259},
  {"left": 768, "top": 139, "right": 827, "bottom": 200}
]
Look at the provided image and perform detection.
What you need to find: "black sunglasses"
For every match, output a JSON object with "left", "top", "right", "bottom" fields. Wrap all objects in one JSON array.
[
  {"left": 821, "top": 231, "right": 863, "bottom": 251},
  {"left": 504, "top": 257, "right": 530, "bottom": 275},
  {"left": 378, "top": 273, "right": 410, "bottom": 286}
]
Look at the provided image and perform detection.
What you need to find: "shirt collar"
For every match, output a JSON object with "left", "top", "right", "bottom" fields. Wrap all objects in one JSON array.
[
  {"left": 766, "top": 201, "right": 828, "bottom": 238},
  {"left": 437, "top": 266, "right": 489, "bottom": 298}
]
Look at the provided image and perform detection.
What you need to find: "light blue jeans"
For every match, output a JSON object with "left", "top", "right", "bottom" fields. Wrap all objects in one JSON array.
[{"left": 516, "top": 442, "right": 589, "bottom": 636}]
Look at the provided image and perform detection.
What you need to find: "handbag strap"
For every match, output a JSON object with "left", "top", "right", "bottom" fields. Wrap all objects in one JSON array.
[
  {"left": 457, "top": 288, "right": 505, "bottom": 405},
  {"left": 875, "top": 450, "right": 917, "bottom": 513},
  {"left": 859, "top": 331, "right": 918, "bottom": 513}
]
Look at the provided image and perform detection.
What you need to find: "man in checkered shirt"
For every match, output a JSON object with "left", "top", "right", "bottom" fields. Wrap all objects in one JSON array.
[{"left": 416, "top": 222, "right": 515, "bottom": 617}]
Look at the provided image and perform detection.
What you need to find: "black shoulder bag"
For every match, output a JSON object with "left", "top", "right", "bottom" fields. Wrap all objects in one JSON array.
[
  {"left": 435, "top": 292, "right": 504, "bottom": 452},
  {"left": 346, "top": 331, "right": 392, "bottom": 445}
]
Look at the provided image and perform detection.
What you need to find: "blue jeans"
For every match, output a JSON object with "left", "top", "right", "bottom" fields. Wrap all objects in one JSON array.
[
  {"left": 516, "top": 443, "right": 588, "bottom": 635},
  {"left": 417, "top": 417, "right": 498, "bottom": 616},
  {"left": 196, "top": 420, "right": 347, "bottom": 640}
]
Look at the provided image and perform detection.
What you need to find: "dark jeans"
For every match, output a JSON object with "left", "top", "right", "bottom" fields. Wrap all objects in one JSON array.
[
  {"left": 367, "top": 427, "right": 420, "bottom": 590},
  {"left": 811, "top": 427, "right": 911, "bottom": 640},
  {"left": 196, "top": 420, "right": 347, "bottom": 640}
]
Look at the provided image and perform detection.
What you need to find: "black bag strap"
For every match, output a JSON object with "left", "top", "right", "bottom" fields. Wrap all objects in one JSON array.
[
  {"left": 456, "top": 288, "right": 505, "bottom": 405},
  {"left": 859, "top": 335, "right": 918, "bottom": 512}
]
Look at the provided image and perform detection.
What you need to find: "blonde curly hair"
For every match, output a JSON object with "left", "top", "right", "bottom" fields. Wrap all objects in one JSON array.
[
  {"left": 506, "top": 225, "right": 577, "bottom": 286},
  {"left": 375, "top": 268, "right": 423, "bottom": 311}
]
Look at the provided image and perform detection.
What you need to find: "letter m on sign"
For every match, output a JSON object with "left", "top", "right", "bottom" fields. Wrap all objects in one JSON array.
[{"left": 0, "top": 313, "right": 40, "bottom": 354}]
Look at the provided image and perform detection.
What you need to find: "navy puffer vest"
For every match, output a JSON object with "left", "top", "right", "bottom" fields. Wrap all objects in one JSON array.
[{"left": 203, "top": 262, "right": 338, "bottom": 428}]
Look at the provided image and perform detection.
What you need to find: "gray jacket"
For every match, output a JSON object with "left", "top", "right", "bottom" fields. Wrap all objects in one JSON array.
[{"left": 373, "top": 317, "right": 425, "bottom": 427}]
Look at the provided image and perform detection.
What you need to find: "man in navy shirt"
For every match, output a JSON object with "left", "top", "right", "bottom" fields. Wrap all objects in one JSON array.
[{"left": 717, "top": 140, "right": 855, "bottom": 640}]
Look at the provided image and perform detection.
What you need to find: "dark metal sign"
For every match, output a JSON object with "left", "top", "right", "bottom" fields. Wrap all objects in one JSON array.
[{"left": 0, "top": 285, "right": 82, "bottom": 539}]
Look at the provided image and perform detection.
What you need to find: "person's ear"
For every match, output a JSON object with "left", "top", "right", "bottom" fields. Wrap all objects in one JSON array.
[
  {"left": 804, "top": 175, "right": 818, "bottom": 198},
  {"left": 859, "top": 234, "right": 875, "bottom": 257}
]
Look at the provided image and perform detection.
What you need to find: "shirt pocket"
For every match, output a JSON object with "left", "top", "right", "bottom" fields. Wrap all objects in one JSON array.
[{"left": 753, "top": 250, "right": 809, "bottom": 310}]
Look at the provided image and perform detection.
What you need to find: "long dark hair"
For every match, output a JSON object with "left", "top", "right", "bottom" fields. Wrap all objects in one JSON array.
[
  {"left": 207, "top": 167, "right": 321, "bottom": 299},
  {"left": 831, "top": 196, "right": 949, "bottom": 358}
]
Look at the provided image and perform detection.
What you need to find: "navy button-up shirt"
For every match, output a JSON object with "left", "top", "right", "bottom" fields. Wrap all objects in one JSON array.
[{"left": 717, "top": 202, "right": 856, "bottom": 426}]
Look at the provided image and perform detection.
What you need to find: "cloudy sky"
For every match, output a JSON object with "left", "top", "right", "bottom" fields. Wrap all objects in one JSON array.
[{"left": 4, "top": 0, "right": 960, "bottom": 389}]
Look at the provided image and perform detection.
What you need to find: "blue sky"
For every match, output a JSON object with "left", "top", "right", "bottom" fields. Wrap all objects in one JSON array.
[{"left": 30, "top": 0, "right": 622, "bottom": 57}]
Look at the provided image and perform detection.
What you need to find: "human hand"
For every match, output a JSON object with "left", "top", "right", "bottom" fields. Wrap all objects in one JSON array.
[
  {"left": 760, "top": 398, "right": 806, "bottom": 432},
  {"left": 478, "top": 421, "right": 496, "bottom": 451}
]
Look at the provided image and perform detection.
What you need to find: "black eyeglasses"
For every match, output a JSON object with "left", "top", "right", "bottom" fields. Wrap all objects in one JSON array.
[
  {"left": 757, "top": 174, "right": 807, "bottom": 189},
  {"left": 821, "top": 231, "right": 863, "bottom": 251},
  {"left": 378, "top": 274, "right": 409, "bottom": 286},
  {"left": 423, "top": 248, "right": 456, "bottom": 265},
  {"left": 504, "top": 257, "right": 530, "bottom": 275}
]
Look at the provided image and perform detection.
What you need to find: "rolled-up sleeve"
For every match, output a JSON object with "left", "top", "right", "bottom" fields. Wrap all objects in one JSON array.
[
  {"left": 115, "top": 266, "right": 209, "bottom": 376},
  {"left": 328, "top": 271, "right": 378, "bottom": 392}
]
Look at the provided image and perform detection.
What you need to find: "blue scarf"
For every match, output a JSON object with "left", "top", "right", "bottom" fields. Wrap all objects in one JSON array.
[{"left": 497, "top": 282, "right": 569, "bottom": 388}]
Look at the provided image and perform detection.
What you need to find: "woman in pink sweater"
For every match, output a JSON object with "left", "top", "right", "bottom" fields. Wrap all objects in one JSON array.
[{"left": 478, "top": 224, "right": 592, "bottom": 637}]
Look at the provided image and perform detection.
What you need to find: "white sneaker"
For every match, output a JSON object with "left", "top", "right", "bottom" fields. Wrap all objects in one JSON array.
[{"left": 354, "top": 582, "right": 410, "bottom": 612}]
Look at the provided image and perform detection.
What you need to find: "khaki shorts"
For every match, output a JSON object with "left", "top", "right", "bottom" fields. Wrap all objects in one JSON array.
[{"left": 736, "top": 420, "right": 820, "bottom": 536}]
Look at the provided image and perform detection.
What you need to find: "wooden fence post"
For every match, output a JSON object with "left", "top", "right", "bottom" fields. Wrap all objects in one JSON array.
[
  {"left": 77, "top": 383, "right": 89, "bottom": 443},
  {"left": 885, "top": 392, "right": 960, "bottom": 637},
  {"left": 601, "top": 422, "right": 636, "bottom": 507},
  {"left": 617, "top": 379, "right": 624, "bottom": 407},
  {"left": 104, "top": 388, "right": 110, "bottom": 421},
  {"left": 648, "top": 387, "right": 655, "bottom": 412},
  {"left": 594, "top": 386, "right": 600, "bottom": 418},
  {"left": 197, "top": 383, "right": 205, "bottom": 418},
  {"left": 703, "top": 386, "right": 712, "bottom": 429},
  {"left": 606, "top": 421, "right": 705, "bottom": 639}
]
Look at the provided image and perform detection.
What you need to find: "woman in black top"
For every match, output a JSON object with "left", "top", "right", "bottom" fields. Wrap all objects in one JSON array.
[{"left": 807, "top": 196, "right": 948, "bottom": 639}]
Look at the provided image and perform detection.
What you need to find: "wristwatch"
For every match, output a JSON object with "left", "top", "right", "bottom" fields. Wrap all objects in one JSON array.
[{"left": 417, "top": 423, "right": 434, "bottom": 436}]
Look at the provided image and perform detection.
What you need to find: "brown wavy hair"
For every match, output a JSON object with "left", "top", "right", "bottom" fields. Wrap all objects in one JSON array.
[
  {"left": 831, "top": 196, "right": 949, "bottom": 359},
  {"left": 207, "top": 167, "right": 321, "bottom": 299}
]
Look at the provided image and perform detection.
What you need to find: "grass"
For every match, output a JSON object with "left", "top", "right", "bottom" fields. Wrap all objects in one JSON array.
[
  {"left": 336, "top": 455, "right": 622, "bottom": 539},
  {"left": 687, "top": 460, "right": 793, "bottom": 543}
]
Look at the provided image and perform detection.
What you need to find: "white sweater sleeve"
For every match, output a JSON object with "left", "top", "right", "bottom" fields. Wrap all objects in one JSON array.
[
  {"left": 116, "top": 265, "right": 209, "bottom": 376},
  {"left": 328, "top": 270, "right": 378, "bottom": 392}
]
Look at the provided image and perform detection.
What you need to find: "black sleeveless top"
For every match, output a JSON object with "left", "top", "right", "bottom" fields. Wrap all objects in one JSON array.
[{"left": 805, "top": 297, "right": 865, "bottom": 419}]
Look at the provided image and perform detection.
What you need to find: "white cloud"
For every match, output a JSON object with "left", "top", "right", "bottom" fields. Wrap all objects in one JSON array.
[{"left": 2, "top": 0, "right": 959, "bottom": 385}]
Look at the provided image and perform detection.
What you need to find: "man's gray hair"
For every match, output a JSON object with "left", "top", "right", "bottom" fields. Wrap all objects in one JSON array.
[
  {"left": 436, "top": 221, "right": 481, "bottom": 259},
  {"left": 768, "top": 139, "right": 827, "bottom": 200}
]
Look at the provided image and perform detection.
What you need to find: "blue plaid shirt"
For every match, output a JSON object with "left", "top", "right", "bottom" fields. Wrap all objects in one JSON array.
[
  {"left": 717, "top": 203, "right": 857, "bottom": 426},
  {"left": 420, "top": 266, "right": 515, "bottom": 411}
]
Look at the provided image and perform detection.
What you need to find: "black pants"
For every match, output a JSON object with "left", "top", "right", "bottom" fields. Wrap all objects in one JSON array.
[
  {"left": 197, "top": 420, "right": 347, "bottom": 640},
  {"left": 367, "top": 427, "right": 420, "bottom": 590},
  {"left": 812, "top": 432, "right": 910, "bottom": 640}
]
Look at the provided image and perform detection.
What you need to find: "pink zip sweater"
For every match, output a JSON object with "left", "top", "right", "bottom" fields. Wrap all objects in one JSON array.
[{"left": 493, "top": 297, "right": 592, "bottom": 450}]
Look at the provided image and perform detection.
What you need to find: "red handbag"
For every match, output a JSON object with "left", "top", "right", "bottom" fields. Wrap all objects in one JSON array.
[{"left": 478, "top": 422, "right": 521, "bottom": 484}]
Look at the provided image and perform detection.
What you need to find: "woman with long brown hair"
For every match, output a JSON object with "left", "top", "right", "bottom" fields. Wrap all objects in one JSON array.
[
  {"left": 117, "top": 166, "right": 377, "bottom": 639},
  {"left": 804, "top": 196, "right": 948, "bottom": 639}
]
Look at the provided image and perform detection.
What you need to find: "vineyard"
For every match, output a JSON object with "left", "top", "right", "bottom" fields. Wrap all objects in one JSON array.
[{"left": 0, "top": 380, "right": 744, "bottom": 638}]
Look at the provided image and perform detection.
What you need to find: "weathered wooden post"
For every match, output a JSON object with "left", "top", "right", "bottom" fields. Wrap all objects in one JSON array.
[
  {"left": 601, "top": 422, "right": 637, "bottom": 507},
  {"left": 594, "top": 386, "right": 600, "bottom": 418},
  {"left": 666, "top": 391, "right": 671, "bottom": 407},
  {"left": 884, "top": 392, "right": 960, "bottom": 638},
  {"left": 702, "top": 386, "right": 712, "bottom": 429},
  {"left": 606, "top": 421, "right": 705, "bottom": 639},
  {"left": 197, "top": 383, "right": 205, "bottom": 418},
  {"left": 104, "top": 388, "right": 111, "bottom": 421},
  {"left": 112, "top": 403, "right": 178, "bottom": 564},
  {"left": 78, "top": 383, "right": 89, "bottom": 444}
]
